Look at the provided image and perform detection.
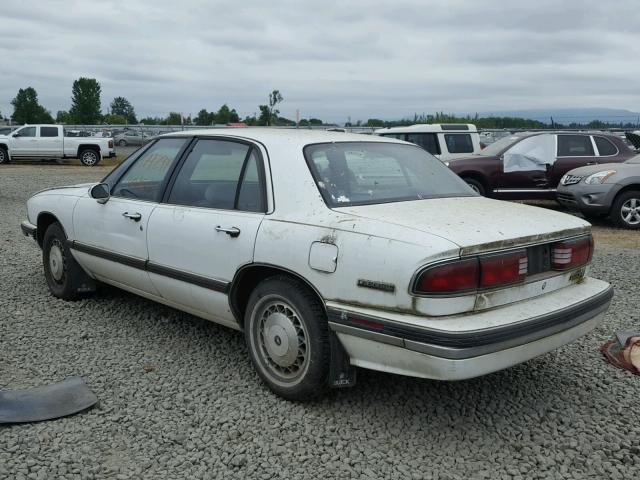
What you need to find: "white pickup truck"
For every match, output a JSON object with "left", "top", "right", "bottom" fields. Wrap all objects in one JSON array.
[{"left": 0, "top": 124, "right": 116, "bottom": 166}]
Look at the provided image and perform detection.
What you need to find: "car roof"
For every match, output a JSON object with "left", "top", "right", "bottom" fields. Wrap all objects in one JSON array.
[
  {"left": 374, "top": 124, "right": 478, "bottom": 134},
  {"left": 157, "top": 127, "right": 408, "bottom": 147}
]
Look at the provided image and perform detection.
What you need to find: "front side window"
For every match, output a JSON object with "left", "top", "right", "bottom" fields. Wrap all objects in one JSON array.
[
  {"left": 557, "top": 135, "right": 594, "bottom": 157},
  {"left": 444, "top": 133, "right": 474, "bottom": 153},
  {"left": 594, "top": 136, "right": 618, "bottom": 156},
  {"left": 16, "top": 126, "right": 36, "bottom": 137},
  {"left": 305, "top": 142, "right": 474, "bottom": 207},
  {"left": 40, "top": 126, "right": 59, "bottom": 137},
  {"left": 406, "top": 133, "right": 441, "bottom": 155},
  {"left": 167, "top": 139, "right": 265, "bottom": 212},
  {"left": 111, "top": 138, "right": 188, "bottom": 202}
]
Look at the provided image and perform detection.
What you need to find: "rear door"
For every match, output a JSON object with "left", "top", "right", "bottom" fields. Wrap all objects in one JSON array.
[
  {"left": 146, "top": 138, "right": 267, "bottom": 327},
  {"left": 72, "top": 137, "right": 189, "bottom": 293},
  {"left": 548, "top": 134, "right": 596, "bottom": 188},
  {"left": 39, "top": 126, "right": 62, "bottom": 156}
]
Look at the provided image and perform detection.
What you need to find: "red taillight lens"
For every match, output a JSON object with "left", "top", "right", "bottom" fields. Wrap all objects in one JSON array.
[
  {"left": 108, "top": 140, "right": 114, "bottom": 148},
  {"left": 479, "top": 250, "right": 528, "bottom": 288},
  {"left": 415, "top": 258, "right": 479, "bottom": 294},
  {"left": 551, "top": 236, "right": 593, "bottom": 270}
]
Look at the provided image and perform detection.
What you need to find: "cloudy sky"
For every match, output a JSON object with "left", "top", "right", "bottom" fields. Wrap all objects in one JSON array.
[{"left": 1, "top": 0, "right": 639, "bottom": 122}]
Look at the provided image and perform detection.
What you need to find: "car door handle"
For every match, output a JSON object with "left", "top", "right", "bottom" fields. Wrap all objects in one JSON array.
[
  {"left": 215, "top": 226, "right": 241, "bottom": 238},
  {"left": 122, "top": 212, "right": 142, "bottom": 221},
  {"left": 586, "top": 162, "right": 597, "bottom": 165}
]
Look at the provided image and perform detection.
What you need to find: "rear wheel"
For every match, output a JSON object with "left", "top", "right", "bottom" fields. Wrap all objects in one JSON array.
[
  {"left": 118, "top": 139, "right": 127, "bottom": 146},
  {"left": 463, "top": 177, "right": 485, "bottom": 196},
  {"left": 79, "top": 149, "right": 100, "bottom": 166},
  {"left": 244, "top": 276, "right": 330, "bottom": 400},
  {"left": 611, "top": 190, "right": 640, "bottom": 229},
  {"left": 0, "top": 147, "right": 8, "bottom": 164}
]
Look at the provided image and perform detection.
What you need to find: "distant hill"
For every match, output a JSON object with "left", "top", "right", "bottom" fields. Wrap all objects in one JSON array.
[{"left": 474, "top": 108, "right": 640, "bottom": 125}]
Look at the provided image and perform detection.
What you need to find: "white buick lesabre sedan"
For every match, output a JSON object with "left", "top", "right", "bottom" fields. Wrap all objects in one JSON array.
[{"left": 21, "top": 129, "right": 613, "bottom": 400}]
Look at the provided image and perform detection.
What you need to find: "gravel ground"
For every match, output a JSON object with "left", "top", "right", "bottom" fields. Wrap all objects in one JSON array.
[{"left": 1, "top": 164, "right": 639, "bottom": 480}]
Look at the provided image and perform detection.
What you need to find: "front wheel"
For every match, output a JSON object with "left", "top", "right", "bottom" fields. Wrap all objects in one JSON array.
[
  {"left": 118, "top": 139, "right": 127, "bottom": 146},
  {"left": 79, "top": 149, "right": 100, "bottom": 166},
  {"left": 244, "top": 276, "right": 330, "bottom": 400},
  {"left": 611, "top": 190, "right": 640, "bottom": 229},
  {"left": 43, "top": 223, "right": 95, "bottom": 300}
]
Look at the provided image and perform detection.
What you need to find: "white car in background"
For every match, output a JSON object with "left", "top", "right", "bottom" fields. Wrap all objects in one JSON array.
[
  {"left": 375, "top": 123, "right": 483, "bottom": 160},
  {"left": 0, "top": 124, "right": 115, "bottom": 166},
  {"left": 21, "top": 129, "right": 612, "bottom": 400}
]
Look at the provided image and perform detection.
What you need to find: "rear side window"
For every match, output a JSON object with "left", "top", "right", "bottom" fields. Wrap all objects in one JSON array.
[
  {"left": 40, "top": 127, "right": 59, "bottom": 137},
  {"left": 594, "top": 136, "right": 618, "bottom": 156},
  {"left": 406, "top": 133, "right": 441, "bottom": 155},
  {"left": 444, "top": 134, "right": 474, "bottom": 153},
  {"left": 167, "top": 139, "right": 265, "bottom": 212},
  {"left": 112, "top": 138, "right": 187, "bottom": 202},
  {"left": 557, "top": 135, "right": 594, "bottom": 156}
]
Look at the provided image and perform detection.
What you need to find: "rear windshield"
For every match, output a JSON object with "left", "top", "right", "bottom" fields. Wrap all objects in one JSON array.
[{"left": 304, "top": 142, "right": 475, "bottom": 207}]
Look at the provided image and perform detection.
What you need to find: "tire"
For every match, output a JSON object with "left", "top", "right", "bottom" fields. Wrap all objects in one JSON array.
[
  {"left": 0, "top": 147, "right": 8, "bottom": 164},
  {"left": 463, "top": 177, "right": 485, "bottom": 196},
  {"left": 611, "top": 190, "right": 640, "bottom": 229},
  {"left": 118, "top": 139, "right": 127, "bottom": 146},
  {"left": 244, "top": 275, "right": 330, "bottom": 400},
  {"left": 79, "top": 149, "right": 100, "bottom": 167},
  {"left": 42, "top": 222, "right": 94, "bottom": 300}
]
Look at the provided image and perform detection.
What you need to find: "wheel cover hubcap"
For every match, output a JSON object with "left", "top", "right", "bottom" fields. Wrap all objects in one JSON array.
[
  {"left": 621, "top": 198, "right": 640, "bottom": 225},
  {"left": 82, "top": 152, "right": 97, "bottom": 165},
  {"left": 257, "top": 301, "right": 308, "bottom": 379},
  {"left": 49, "top": 240, "right": 64, "bottom": 281}
]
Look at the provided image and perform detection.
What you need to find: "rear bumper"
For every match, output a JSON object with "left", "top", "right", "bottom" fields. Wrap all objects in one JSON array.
[
  {"left": 328, "top": 278, "right": 612, "bottom": 380},
  {"left": 20, "top": 220, "right": 37, "bottom": 239}
]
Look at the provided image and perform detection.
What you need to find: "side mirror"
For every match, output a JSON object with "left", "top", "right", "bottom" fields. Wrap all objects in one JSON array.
[
  {"left": 90, "top": 183, "right": 110, "bottom": 204},
  {"left": 12, "top": 133, "right": 19, "bottom": 138}
]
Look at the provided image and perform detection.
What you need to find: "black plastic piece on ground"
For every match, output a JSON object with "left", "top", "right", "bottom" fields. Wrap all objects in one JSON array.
[{"left": 0, "top": 377, "right": 98, "bottom": 424}]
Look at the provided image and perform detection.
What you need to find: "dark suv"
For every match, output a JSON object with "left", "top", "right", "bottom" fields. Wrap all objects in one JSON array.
[{"left": 446, "top": 132, "right": 633, "bottom": 199}]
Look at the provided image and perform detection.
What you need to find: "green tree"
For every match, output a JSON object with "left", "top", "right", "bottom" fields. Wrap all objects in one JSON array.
[
  {"left": 195, "top": 109, "right": 213, "bottom": 125},
  {"left": 103, "top": 114, "right": 127, "bottom": 124},
  {"left": 109, "top": 96, "right": 137, "bottom": 123},
  {"left": 69, "top": 77, "right": 102, "bottom": 124},
  {"left": 10, "top": 87, "right": 54, "bottom": 124},
  {"left": 56, "top": 110, "right": 71, "bottom": 123},
  {"left": 267, "top": 90, "right": 283, "bottom": 126},
  {"left": 366, "top": 118, "right": 385, "bottom": 127},
  {"left": 165, "top": 112, "right": 183, "bottom": 125},
  {"left": 215, "top": 103, "right": 240, "bottom": 123},
  {"left": 257, "top": 105, "right": 271, "bottom": 126}
]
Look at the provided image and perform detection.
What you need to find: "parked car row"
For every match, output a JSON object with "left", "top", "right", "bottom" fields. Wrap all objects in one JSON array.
[
  {"left": 383, "top": 126, "right": 639, "bottom": 229},
  {"left": 22, "top": 129, "right": 613, "bottom": 399}
]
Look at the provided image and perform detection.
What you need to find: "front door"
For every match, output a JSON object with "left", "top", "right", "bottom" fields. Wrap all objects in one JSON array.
[
  {"left": 146, "top": 138, "right": 267, "bottom": 327},
  {"left": 495, "top": 134, "right": 554, "bottom": 197},
  {"left": 72, "top": 137, "right": 190, "bottom": 294},
  {"left": 11, "top": 126, "right": 38, "bottom": 156}
]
